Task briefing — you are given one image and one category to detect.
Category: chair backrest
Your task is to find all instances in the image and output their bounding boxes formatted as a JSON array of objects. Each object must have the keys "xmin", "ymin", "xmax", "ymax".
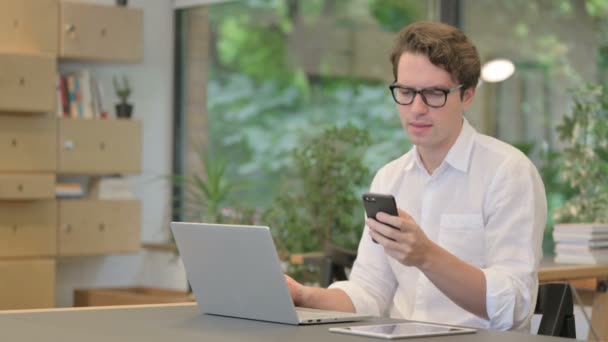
[
  {"xmin": 319, "ymin": 244, "xmax": 357, "ymax": 288},
  {"xmin": 535, "ymin": 282, "xmax": 576, "ymax": 338}
]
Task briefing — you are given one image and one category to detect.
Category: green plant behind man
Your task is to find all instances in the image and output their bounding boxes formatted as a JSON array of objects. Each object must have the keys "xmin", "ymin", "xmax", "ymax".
[
  {"xmin": 554, "ymin": 83, "xmax": 608, "ymax": 224},
  {"xmin": 263, "ymin": 125, "xmax": 371, "ymax": 256}
]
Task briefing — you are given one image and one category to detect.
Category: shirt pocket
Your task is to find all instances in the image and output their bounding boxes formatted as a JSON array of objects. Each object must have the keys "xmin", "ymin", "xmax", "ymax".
[{"xmin": 438, "ymin": 214, "xmax": 485, "ymax": 267}]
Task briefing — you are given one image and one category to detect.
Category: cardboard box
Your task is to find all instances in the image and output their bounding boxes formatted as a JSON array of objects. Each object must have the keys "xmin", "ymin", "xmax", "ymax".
[{"xmin": 73, "ymin": 287, "xmax": 193, "ymax": 307}]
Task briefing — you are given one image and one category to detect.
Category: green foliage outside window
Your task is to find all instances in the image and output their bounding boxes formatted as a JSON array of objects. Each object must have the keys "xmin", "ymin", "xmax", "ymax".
[{"xmin": 554, "ymin": 84, "xmax": 608, "ymax": 224}]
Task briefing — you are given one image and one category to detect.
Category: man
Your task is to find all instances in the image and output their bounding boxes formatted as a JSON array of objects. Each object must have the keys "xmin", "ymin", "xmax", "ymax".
[{"xmin": 286, "ymin": 21, "xmax": 546, "ymax": 331}]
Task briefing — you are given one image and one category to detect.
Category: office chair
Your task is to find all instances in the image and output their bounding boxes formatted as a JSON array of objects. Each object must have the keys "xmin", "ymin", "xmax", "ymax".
[
  {"xmin": 535, "ymin": 282, "xmax": 576, "ymax": 339},
  {"xmin": 319, "ymin": 244, "xmax": 357, "ymax": 288}
]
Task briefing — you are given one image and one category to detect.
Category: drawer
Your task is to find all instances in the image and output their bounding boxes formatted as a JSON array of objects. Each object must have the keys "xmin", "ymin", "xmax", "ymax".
[
  {"xmin": 0, "ymin": 53, "xmax": 56, "ymax": 113},
  {"xmin": 60, "ymin": 2, "xmax": 143, "ymax": 62},
  {"xmin": 0, "ymin": 258, "xmax": 55, "ymax": 309},
  {"xmin": 58, "ymin": 119, "xmax": 141, "ymax": 174},
  {"xmin": 0, "ymin": 0, "xmax": 59, "ymax": 54},
  {"xmin": 0, "ymin": 174, "xmax": 55, "ymax": 199},
  {"xmin": 58, "ymin": 200, "xmax": 141, "ymax": 256},
  {"xmin": 0, "ymin": 200, "xmax": 57, "ymax": 258},
  {"xmin": 0, "ymin": 116, "xmax": 57, "ymax": 172}
]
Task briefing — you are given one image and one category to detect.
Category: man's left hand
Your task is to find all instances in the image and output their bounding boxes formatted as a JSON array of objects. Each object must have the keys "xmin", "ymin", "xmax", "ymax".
[{"xmin": 367, "ymin": 209, "xmax": 437, "ymax": 269}]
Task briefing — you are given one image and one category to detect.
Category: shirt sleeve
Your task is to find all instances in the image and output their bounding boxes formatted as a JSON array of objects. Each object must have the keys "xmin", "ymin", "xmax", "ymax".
[
  {"xmin": 329, "ymin": 167, "xmax": 399, "ymax": 316},
  {"xmin": 482, "ymin": 156, "xmax": 546, "ymax": 330}
]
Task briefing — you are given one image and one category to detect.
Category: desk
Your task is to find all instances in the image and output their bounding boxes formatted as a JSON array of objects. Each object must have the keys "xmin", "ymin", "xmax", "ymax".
[
  {"xmin": 0, "ymin": 303, "xmax": 569, "ymax": 341},
  {"xmin": 539, "ymin": 259, "xmax": 608, "ymax": 341},
  {"xmin": 291, "ymin": 253, "xmax": 608, "ymax": 340}
]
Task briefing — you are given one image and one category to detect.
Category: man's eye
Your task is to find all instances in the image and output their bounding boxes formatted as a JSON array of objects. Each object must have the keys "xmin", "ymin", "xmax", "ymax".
[
  {"xmin": 399, "ymin": 89, "xmax": 414, "ymax": 96},
  {"xmin": 424, "ymin": 90, "xmax": 444, "ymax": 98}
]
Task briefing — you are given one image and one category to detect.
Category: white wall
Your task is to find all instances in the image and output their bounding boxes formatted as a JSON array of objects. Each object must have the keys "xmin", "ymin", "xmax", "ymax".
[{"xmin": 56, "ymin": 0, "xmax": 188, "ymax": 307}]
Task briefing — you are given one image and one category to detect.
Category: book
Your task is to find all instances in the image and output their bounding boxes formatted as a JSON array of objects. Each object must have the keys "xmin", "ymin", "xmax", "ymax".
[
  {"xmin": 555, "ymin": 239, "xmax": 608, "ymax": 248},
  {"xmin": 555, "ymin": 244, "xmax": 608, "ymax": 253},
  {"xmin": 97, "ymin": 177, "xmax": 134, "ymax": 200},
  {"xmin": 55, "ymin": 73, "xmax": 63, "ymax": 118},
  {"xmin": 66, "ymin": 75, "xmax": 78, "ymax": 118},
  {"xmin": 554, "ymin": 223, "xmax": 608, "ymax": 233},
  {"xmin": 553, "ymin": 231, "xmax": 608, "ymax": 242},
  {"xmin": 74, "ymin": 74, "xmax": 83, "ymax": 117},
  {"xmin": 59, "ymin": 75, "xmax": 69, "ymax": 118},
  {"xmin": 91, "ymin": 76, "xmax": 108, "ymax": 119},
  {"xmin": 55, "ymin": 183, "xmax": 84, "ymax": 198},
  {"xmin": 76, "ymin": 70, "xmax": 94, "ymax": 119},
  {"xmin": 555, "ymin": 253, "xmax": 608, "ymax": 265}
]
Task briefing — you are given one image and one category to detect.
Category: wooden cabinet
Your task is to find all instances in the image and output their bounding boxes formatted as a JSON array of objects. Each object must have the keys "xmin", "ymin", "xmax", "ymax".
[
  {"xmin": 0, "ymin": 174, "xmax": 55, "ymax": 200},
  {"xmin": 0, "ymin": 201, "xmax": 57, "ymax": 258},
  {"xmin": 58, "ymin": 200, "xmax": 141, "ymax": 256},
  {"xmin": 0, "ymin": 259, "xmax": 55, "ymax": 309},
  {"xmin": 0, "ymin": 53, "xmax": 56, "ymax": 113},
  {"xmin": 0, "ymin": 116, "xmax": 57, "ymax": 172},
  {"xmin": 59, "ymin": 1, "xmax": 143, "ymax": 62},
  {"xmin": 58, "ymin": 119, "xmax": 142, "ymax": 174},
  {"xmin": 0, "ymin": 0, "xmax": 58, "ymax": 55},
  {"xmin": 0, "ymin": 0, "xmax": 144, "ymax": 310}
]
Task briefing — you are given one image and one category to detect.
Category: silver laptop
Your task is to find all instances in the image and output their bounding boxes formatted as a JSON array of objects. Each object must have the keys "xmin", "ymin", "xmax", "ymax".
[{"xmin": 171, "ymin": 222, "xmax": 371, "ymax": 325}]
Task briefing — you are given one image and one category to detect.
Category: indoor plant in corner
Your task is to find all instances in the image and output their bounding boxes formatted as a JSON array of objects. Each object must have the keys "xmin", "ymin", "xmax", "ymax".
[
  {"xmin": 552, "ymin": 83, "xmax": 608, "ymax": 264},
  {"xmin": 113, "ymin": 75, "xmax": 133, "ymax": 119}
]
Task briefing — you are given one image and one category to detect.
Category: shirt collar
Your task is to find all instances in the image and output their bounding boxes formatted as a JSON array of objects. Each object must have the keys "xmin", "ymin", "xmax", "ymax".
[
  {"xmin": 402, "ymin": 118, "xmax": 476, "ymax": 173},
  {"xmin": 443, "ymin": 118, "xmax": 476, "ymax": 173}
]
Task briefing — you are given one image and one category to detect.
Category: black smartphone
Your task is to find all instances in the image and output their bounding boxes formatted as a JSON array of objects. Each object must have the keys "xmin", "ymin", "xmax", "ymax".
[{"xmin": 362, "ymin": 192, "xmax": 399, "ymax": 243}]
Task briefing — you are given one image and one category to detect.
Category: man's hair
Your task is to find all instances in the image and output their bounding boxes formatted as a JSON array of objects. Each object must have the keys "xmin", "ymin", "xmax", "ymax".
[{"xmin": 390, "ymin": 21, "xmax": 480, "ymax": 91}]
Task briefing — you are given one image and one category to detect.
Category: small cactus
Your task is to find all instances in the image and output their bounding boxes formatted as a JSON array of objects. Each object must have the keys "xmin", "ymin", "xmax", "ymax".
[{"xmin": 113, "ymin": 75, "xmax": 131, "ymax": 103}]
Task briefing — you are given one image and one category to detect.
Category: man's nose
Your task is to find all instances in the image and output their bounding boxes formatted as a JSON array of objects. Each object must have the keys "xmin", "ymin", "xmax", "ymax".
[{"xmin": 410, "ymin": 93, "xmax": 429, "ymax": 113}]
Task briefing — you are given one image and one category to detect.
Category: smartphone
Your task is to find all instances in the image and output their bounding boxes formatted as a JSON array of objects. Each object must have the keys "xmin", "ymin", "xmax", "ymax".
[{"xmin": 362, "ymin": 192, "xmax": 399, "ymax": 243}]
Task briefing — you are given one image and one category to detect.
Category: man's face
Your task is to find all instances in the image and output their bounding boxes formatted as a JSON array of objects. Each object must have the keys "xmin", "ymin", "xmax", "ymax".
[{"xmin": 395, "ymin": 52, "xmax": 475, "ymax": 153}]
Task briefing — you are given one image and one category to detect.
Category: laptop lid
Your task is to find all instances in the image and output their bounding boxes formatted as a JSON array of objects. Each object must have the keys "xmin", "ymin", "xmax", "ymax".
[{"xmin": 171, "ymin": 222, "xmax": 301, "ymax": 324}]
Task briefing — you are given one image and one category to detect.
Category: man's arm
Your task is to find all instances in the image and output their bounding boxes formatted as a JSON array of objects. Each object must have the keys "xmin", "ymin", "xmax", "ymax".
[
  {"xmin": 368, "ymin": 211, "xmax": 488, "ymax": 319},
  {"xmin": 285, "ymin": 275, "xmax": 355, "ymax": 312},
  {"xmin": 420, "ymin": 244, "xmax": 488, "ymax": 319}
]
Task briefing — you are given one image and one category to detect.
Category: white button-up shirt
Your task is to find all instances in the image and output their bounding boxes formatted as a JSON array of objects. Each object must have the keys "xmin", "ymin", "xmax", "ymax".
[{"xmin": 330, "ymin": 119, "xmax": 546, "ymax": 331}]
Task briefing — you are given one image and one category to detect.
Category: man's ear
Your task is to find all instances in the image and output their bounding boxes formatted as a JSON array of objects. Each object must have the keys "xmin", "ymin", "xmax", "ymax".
[{"xmin": 462, "ymin": 87, "xmax": 476, "ymax": 108}]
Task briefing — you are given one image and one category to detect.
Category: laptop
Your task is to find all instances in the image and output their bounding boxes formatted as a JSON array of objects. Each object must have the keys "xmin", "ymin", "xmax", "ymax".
[{"xmin": 171, "ymin": 222, "xmax": 371, "ymax": 325}]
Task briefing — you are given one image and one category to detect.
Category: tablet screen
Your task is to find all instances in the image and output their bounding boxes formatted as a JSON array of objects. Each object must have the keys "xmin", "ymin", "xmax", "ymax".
[{"xmin": 330, "ymin": 322, "xmax": 476, "ymax": 339}]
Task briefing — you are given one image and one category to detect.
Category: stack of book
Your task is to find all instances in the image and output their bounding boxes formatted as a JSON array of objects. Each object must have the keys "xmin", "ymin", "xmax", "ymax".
[
  {"xmin": 56, "ymin": 69, "xmax": 108, "ymax": 119},
  {"xmin": 553, "ymin": 223, "xmax": 608, "ymax": 264},
  {"xmin": 55, "ymin": 183, "xmax": 84, "ymax": 198}
]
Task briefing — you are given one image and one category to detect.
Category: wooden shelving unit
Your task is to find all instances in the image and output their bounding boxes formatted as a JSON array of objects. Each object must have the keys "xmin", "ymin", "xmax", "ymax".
[{"xmin": 0, "ymin": 0, "xmax": 144, "ymax": 310}]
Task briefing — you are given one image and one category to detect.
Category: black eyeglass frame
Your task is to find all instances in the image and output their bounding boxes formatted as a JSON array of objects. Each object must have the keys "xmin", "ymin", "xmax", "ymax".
[{"xmin": 388, "ymin": 83, "xmax": 464, "ymax": 108}]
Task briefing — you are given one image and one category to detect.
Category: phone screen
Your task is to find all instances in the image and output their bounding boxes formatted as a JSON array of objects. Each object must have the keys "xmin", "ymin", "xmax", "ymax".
[
  {"xmin": 362, "ymin": 193, "xmax": 398, "ymax": 218},
  {"xmin": 362, "ymin": 193, "xmax": 398, "ymax": 243}
]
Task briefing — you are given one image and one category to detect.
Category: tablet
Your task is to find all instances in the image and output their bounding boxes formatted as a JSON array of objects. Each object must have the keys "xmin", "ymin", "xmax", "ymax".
[{"xmin": 328, "ymin": 322, "xmax": 476, "ymax": 339}]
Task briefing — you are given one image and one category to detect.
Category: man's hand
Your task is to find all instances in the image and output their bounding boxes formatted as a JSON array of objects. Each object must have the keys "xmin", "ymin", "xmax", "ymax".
[
  {"xmin": 285, "ymin": 274, "xmax": 305, "ymax": 306},
  {"xmin": 367, "ymin": 209, "xmax": 437, "ymax": 269}
]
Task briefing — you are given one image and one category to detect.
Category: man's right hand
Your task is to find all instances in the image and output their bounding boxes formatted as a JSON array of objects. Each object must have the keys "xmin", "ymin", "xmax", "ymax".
[
  {"xmin": 284, "ymin": 274, "xmax": 356, "ymax": 313},
  {"xmin": 284, "ymin": 274, "xmax": 305, "ymax": 306}
]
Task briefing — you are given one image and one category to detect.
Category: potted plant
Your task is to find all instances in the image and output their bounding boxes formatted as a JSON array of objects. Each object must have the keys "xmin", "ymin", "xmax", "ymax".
[
  {"xmin": 113, "ymin": 75, "xmax": 133, "ymax": 119},
  {"xmin": 262, "ymin": 125, "xmax": 370, "ymax": 281},
  {"xmin": 552, "ymin": 83, "xmax": 608, "ymax": 264}
]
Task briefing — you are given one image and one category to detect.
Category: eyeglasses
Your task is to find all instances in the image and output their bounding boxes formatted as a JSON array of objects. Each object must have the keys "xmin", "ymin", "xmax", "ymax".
[{"xmin": 389, "ymin": 83, "xmax": 463, "ymax": 108}]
